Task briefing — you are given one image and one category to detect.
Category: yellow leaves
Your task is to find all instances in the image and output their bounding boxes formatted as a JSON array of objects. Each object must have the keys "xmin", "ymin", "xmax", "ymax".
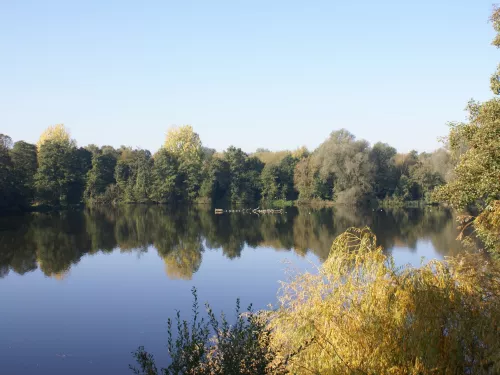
[
  {"xmin": 163, "ymin": 125, "xmax": 202, "ymax": 161},
  {"xmin": 37, "ymin": 124, "xmax": 73, "ymax": 149},
  {"xmin": 267, "ymin": 228, "xmax": 500, "ymax": 374},
  {"xmin": 162, "ymin": 246, "xmax": 202, "ymax": 280},
  {"xmin": 475, "ymin": 200, "xmax": 500, "ymax": 254},
  {"xmin": 253, "ymin": 150, "xmax": 292, "ymax": 165}
]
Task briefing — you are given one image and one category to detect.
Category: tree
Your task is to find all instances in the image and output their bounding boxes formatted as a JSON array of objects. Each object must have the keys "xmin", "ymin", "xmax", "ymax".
[
  {"xmin": 434, "ymin": 100, "xmax": 500, "ymax": 210},
  {"xmin": 224, "ymin": 147, "xmax": 263, "ymax": 203},
  {"xmin": 291, "ymin": 146, "xmax": 310, "ymax": 160},
  {"xmin": 35, "ymin": 141, "xmax": 74, "ymax": 205},
  {"xmin": 0, "ymin": 134, "xmax": 16, "ymax": 210},
  {"xmin": 10, "ymin": 141, "xmax": 38, "ymax": 205},
  {"xmin": 261, "ymin": 155, "xmax": 298, "ymax": 201},
  {"xmin": 151, "ymin": 149, "xmax": 179, "ymax": 203},
  {"xmin": 433, "ymin": 7, "xmax": 500, "ymax": 254},
  {"xmin": 312, "ymin": 129, "xmax": 375, "ymax": 204},
  {"xmin": 422, "ymin": 148, "xmax": 454, "ymax": 183},
  {"xmin": 269, "ymin": 228, "xmax": 500, "ymax": 374},
  {"xmin": 164, "ymin": 126, "xmax": 203, "ymax": 161},
  {"xmin": 84, "ymin": 152, "xmax": 118, "ymax": 203},
  {"xmin": 133, "ymin": 151, "xmax": 153, "ymax": 203},
  {"xmin": 260, "ymin": 163, "xmax": 280, "ymax": 201},
  {"xmin": 409, "ymin": 159, "xmax": 444, "ymax": 201},
  {"xmin": 113, "ymin": 149, "xmax": 154, "ymax": 203},
  {"xmin": 369, "ymin": 142, "xmax": 398, "ymax": 199},
  {"xmin": 164, "ymin": 126, "xmax": 204, "ymax": 200},
  {"xmin": 37, "ymin": 124, "xmax": 73, "ymax": 149},
  {"xmin": 34, "ymin": 125, "xmax": 89, "ymax": 206},
  {"xmin": 69, "ymin": 147, "xmax": 92, "ymax": 203},
  {"xmin": 294, "ymin": 157, "xmax": 318, "ymax": 200},
  {"xmin": 199, "ymin": 156, "xmax": 230, "ymax": 203},
  {"xmin": 394, "ymin": 151, "xmax": 419, "ymax": 177}
]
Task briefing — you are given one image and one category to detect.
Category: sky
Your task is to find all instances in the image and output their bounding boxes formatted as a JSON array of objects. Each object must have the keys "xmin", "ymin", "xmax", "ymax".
[{"xmin": 0, "ymin": 0, "xmax": 497, "ymax": 154}]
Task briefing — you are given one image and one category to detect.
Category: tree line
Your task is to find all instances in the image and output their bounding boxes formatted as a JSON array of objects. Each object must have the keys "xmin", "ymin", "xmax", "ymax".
[{"xmin": 0, "ymin": 124, "xmax": 454, "ymax": 212}]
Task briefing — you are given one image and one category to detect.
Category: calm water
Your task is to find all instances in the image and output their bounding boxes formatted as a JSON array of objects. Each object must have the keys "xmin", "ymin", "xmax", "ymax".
[{"xmin": 0, "ymin": 206, "xmax": 465, "ymax": 375}]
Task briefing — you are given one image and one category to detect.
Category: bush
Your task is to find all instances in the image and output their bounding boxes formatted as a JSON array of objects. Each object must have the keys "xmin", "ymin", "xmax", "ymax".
[
  {"xmin": 267, "ymin": 227, "xmax": 500, "ymax": 374},
  {"xmin": 269, "ymin": 200, "xmax": 294, "ymax": 209},
  {"xmin": 130, "ymin": 288, "xmax": 287, "ymax": 375}
]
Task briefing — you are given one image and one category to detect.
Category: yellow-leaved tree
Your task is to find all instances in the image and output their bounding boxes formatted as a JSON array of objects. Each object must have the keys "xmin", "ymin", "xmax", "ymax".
[
  {"xmin": 163, "ymin": 125, "xmax": 204, "ymax": 200},
  {"xmin": 36, "ymin": 124, "xmax": 73, "ymax": 149},
  {"xmin": 267, "ymin": 228, "xmax": 500, "ymax": 374},
  {"xmin": 164, "ymin": 125, "xmax": 203, "ymax": 162}
]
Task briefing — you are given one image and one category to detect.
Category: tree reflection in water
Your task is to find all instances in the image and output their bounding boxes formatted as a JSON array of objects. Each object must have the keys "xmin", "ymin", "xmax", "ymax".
[{"xmin": 0, "ymin": 205, "xmax": 464, "ymax": 280}]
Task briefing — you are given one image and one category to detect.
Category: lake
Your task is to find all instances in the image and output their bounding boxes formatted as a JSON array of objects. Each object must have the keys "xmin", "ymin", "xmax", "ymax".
[{"xmin": 0, "ymin": 205, "xmax": 465, "ymax": 375}]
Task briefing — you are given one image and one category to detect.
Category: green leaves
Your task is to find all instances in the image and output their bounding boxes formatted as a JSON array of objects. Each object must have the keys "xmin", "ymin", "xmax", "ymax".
[
  {"xmin": 434, "ymin": 99, "xmax": 500, "ymax": 211},
  {"xmin": 130, "ymin": 287, "xmax": 286, "ymax": 375},
  {"xmin": 34, "ymin": 141, "xmax": 87, "ymax": 206}
]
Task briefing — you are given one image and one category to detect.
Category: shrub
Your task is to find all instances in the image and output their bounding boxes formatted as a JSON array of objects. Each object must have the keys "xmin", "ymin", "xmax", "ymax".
[
  {"xmin": 130, "ymin": 288, "xmax": 287, "ymax": 375},
  {"xmin": 270, "ymin": 200, "xmax": 294, "ymax": 209}
]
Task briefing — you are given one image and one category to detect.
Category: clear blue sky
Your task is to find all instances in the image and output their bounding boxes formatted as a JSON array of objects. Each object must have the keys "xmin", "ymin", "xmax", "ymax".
[{"xmin": 0, "ymin": 0, "xmax": 497, "ymax": 153}]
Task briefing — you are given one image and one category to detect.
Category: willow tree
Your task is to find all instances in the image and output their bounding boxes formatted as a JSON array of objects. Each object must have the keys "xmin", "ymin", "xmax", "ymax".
[
  {"xmin": 268, "ymin": 228, "xmax": 500, "ymax": 374},
  {"xmin": 312, "ymin": 129, "xmax": 374, "ymax": 204}
]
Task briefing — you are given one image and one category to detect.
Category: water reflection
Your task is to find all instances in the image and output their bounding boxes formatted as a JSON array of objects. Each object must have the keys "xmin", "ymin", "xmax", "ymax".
[{"xmin": 0, "ymin": 206, "xmax": 463, "ymax": 280}]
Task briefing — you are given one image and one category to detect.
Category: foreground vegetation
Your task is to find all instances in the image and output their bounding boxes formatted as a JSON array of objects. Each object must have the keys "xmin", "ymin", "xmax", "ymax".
[{"xmin": 131, "ymin": 228, "xmax": 500, "ymax": 374}]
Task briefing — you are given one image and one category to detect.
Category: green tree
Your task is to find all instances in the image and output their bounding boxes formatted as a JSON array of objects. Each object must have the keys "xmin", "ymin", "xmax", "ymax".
[
  {"xmin": 277, "ymin": 154, "xmax": 298, "ymax": 201},
  {"xmin": 261, "ymin": 155, "xmax": 298, "ymax": 201},
  {"xmin": 369, "ymin": 142, "xmax": 398, "ymax": 199},
  {"xmin": 199, "ymin": 156, "xmax": 230, "ymax": 203},
  {"xmin": 34, "ymin": 125, "xmax": 87, "ymax": 206},
  {"xmin": 294, "ymin": 156, "xmax": 320, "ymax": 200},
  {"xmin": 10, "ymin": 141, "xmax": 38, "ymax": 205},
  {"xmin": 0, "ymin": 134, "xmax": 17, "ymax": 210},
  {"xmin": 260, "ymin": 163, "xmax": 280, "ymax": 201},
  {"xmin": 150, "ymin": 149, "xmax": 179, "ymax": 203},
  {"xmin": 84, "ymin": 152, "xmax": 118, "ymax": 203},
  {"xmin": 113, "ymin": 149, "xmax": 153, "ymax": 203},
  {"xmin": 35, "ymin": 141, "xmax": 80, "ymax": 206},
  {"xmin": 132, "ymin": 151, "xmax": 152, "ymax": 203},
  {"xmin": 433, "ymin": 8, "xmax": 500, "ymax": 254},
  {"xmin": 68, "ymin": 147, "xmax": 92, "ymax": 203},
  {"xmin": 164, "ymin": 126, "xmax": 204, "ymax": 200},
  {"xmin": 313, "ymin": 129, "xmax": 375, "ymax": 204},
  {"xmin": 224, "ymin": 147, "xmax": 263, "ymax": 203},
  {"xmin": 434, "ymin": 100, "xmax": 499, "ymax": 209}
]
